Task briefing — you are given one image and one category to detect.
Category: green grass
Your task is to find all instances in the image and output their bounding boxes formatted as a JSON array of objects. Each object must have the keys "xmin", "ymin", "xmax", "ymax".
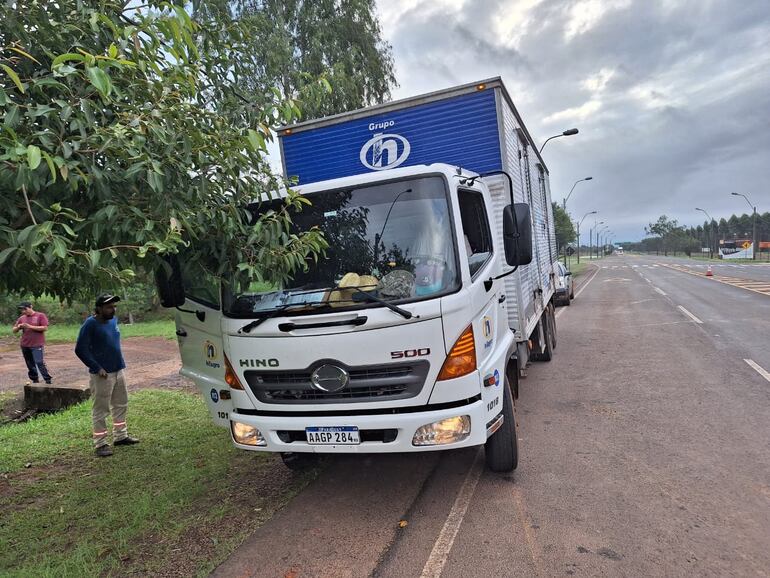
[
  {"xmin": 0, "ymin": 319, "xmax": 176, "ymax": 343},
  {"xmin": 562, "ymin": 255, "xmax": 594, "ymax": 277},
  {"xmin": 0, "ymin": 390, "xmax": 316, "ymax": 577}
]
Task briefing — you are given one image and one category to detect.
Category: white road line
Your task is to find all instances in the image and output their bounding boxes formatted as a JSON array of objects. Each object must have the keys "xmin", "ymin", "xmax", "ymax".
[
  {"xmin": 677, "ymin": 305, "xmax": 703, "ymax": 324},
  {"xmin": 744, "ymin": 359, "xmax": 770, "ymax": 383},
  {"xmin": 420, "ymin": 450, "xmax": 484, "ymax": 578},
  {"xmin": 654, "ymin": 287, "xmax": 667, "ymax": 296}
]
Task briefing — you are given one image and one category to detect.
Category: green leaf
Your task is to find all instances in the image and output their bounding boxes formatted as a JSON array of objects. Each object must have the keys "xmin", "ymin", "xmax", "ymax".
[
  {"xmin": 52, "ymin": 237, "xmax": 68, "ymax": 258},
  {"xmin": 86, "ymin": 66, "xmax": 112, "ymax": 97},
  {"xmin": 108, "ymin": 43, "xmax": 118, "ymax": 59},
  {"xmin": 0, "ymin": 64, "xmax": 24, "ymax": 93},
  {"xmin": 247, "ymin": 129, "xmax": 264, "ymax": 151},
  {"xmin": 42, "ymin": 151, "xmax": 57, "ymax": 183},
  {"xmin": 0, "ymin": 247, "xmax": 16, "ymax": 265},
  {"xmin": 88, "ymin": 249, "xmax": 101, "ymax": 269},
  {"xmin": 51, "ymin": 53, "xmax": 85, "ymax": 67},
  {"xmin": 26, "ymin": 145, "xmax": 42, "ymax": 170}
]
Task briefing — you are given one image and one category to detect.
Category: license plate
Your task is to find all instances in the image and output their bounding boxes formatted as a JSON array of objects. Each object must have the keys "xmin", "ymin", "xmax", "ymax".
[{"xmin": 306, "ymin": 426, "xmax": 360, "ymax": 445}]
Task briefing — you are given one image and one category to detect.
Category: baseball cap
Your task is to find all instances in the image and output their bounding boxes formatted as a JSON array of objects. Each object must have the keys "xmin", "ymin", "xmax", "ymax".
[
  {"xmin": 17, "ymin": 301, "xmax": 32, "ymax": 309},
  {"xmin": 95, "ymin": 293, "xmax": 121, "ymax": 307}
]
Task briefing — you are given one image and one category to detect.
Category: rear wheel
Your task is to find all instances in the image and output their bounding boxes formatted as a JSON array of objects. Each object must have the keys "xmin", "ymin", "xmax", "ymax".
[{"xmin": 485, "ymin": 377, "xmax": 518, "ymax": 472}]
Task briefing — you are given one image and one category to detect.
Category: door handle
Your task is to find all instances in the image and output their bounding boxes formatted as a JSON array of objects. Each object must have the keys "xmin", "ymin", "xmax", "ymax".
[
  {"xmin": 176, "ymin": 329, "xmax": 188, "ymax": 337},
  {"xmin": 498, "ymin": 294, "xmax": 506, "ymax": 303}
]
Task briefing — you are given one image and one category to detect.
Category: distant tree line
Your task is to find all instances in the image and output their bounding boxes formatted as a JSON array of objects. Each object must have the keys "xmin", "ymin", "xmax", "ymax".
[{"xmin": 624, "ymin": 212, "xmax": 770, "ymax": 256}]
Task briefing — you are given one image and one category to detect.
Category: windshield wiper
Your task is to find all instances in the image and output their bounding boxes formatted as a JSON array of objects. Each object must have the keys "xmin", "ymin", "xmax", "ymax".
[
  {"xmin": 238, "ymin": 301, "xmax": 330, "ymax": 333},
  {"xmin": 349, "ymin": 286, "xmax": 415, "ymax": 319}
]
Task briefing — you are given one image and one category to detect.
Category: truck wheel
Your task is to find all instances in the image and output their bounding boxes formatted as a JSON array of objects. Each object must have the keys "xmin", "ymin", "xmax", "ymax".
[
  {"xmin": 538, "ymin": 306, "xmax": 554, "ymax": 361},
  {"xmin": 485, "ymin": 377, "xmax": 518, "ymax": 472},
  {"xmin": 549, "ymin": 303, "xmax": 557, "ymax": 350},
  {"xmin": 281, "ymin": 452, "xmax": 320, "ymax": 471}
]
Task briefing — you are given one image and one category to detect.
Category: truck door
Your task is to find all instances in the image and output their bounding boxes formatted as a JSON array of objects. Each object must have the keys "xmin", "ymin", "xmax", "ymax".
[{"xmin": 175, "ymin": 261, "xmax": 232, "ymax": 428}]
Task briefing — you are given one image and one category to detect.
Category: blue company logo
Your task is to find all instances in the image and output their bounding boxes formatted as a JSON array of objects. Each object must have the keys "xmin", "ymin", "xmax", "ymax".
[
  {"xmin": 359, "ymin": 133, "xmax": 411, "ymax": 170},
  {"xmin": 494, "ymin": 369, "xmax": 500, "ymax": 387},
  {"xmin": 210, "ymin": 388, "xmax": 219, "ymax": 403}
]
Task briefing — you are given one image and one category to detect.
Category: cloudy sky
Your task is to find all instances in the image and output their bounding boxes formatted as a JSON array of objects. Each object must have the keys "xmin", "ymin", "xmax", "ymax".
[{"xmin": 374, "ymin": 0, "xmax": 770, "ymax": 241}]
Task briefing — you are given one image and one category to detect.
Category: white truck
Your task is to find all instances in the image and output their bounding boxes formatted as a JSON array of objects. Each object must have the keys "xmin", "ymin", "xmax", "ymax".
[{"xmin": 156, "ymin": 78, "xmax": 558, "ymax": 472}]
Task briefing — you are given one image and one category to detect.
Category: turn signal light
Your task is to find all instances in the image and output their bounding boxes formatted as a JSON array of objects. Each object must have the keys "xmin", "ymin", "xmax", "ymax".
[
  {"xmin": 437, "ymin": 326, "xmax": 476, "ymax": 381},
  {"xmin": 224, "ymin": 354, "xmax": 245, "ymax": 390}
]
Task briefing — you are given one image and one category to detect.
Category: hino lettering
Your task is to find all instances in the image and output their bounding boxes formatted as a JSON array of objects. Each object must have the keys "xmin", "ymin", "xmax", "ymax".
[
  {"xmin": 159, "ymin": 78, "xmax": 559, "ymax": 473},
  {"xmin": 240, "ymin": 358, "xmax": 279, "ymax": 368}
]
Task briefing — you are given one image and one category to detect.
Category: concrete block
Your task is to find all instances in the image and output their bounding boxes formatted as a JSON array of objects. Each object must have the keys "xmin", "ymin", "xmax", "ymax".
[{"xmin": 24, "ymin": 383, "xmax": 90, "ymax": 412}]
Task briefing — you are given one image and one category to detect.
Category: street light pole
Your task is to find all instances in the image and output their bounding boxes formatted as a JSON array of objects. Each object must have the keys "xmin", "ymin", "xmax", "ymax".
[
  {"xmin": 731, "ymin": 193, "xmax": 757, "ymax": 260},
  {"xmin": 562, "ymin": 176, "xmax": 593, "ymax": 210},
  {"xmin": 539, "ymin": 128, "xmax": 579, "ymax": 153},
  {"xmin": 597, "ymin": 226, "xmax": 608, "ymax": 259},
  {"xmin": 590, "ymin": 219, "xmax": 604, "ymax": 261},
  {"xmin": 695, "ymin": 207, "xmax": 714, "ymax": 259},
  {"xmin": 577, "ymin": 211, "xmax": 597, "ymax": 264}
]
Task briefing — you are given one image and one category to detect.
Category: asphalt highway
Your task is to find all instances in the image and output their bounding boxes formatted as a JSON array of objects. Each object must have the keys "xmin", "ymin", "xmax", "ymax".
[{"xmin": 212, "ymin": 256, "xmax": 770, "ymax": 578}]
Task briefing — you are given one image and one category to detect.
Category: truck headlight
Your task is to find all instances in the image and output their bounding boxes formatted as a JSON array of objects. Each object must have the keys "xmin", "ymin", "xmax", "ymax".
[
  {"xmin": 412, "ymin": 415, "xmax": 471, "ymax": 446},
  {"xmin": 231, "ymin": 421, "xmax": 267, "ymax": 446}
]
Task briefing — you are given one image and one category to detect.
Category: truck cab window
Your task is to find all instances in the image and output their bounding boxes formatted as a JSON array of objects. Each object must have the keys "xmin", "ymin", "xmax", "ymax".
[
  {"xmin": 458, "ymin": 189, "xmax": 493, "ymax": 278},
  {"xmin": 180, "ymin": 259, "xmax": 221, "ymax": 309}
]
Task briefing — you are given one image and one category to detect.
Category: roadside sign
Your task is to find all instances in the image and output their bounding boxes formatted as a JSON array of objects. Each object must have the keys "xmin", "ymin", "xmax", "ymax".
[
  {"xmin": 566, "ymin": 246, "xmax": 575, "ymax": 256},
  {"xmin": 742, "ymin": 241, "xmax": 751, "ymax": 249}
]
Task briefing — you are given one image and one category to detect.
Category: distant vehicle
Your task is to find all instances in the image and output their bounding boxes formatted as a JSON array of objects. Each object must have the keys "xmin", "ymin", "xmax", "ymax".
[
  {"xmin": 615, "ymin": 246, "xmax": 624, "ymax": 255},
  {"xmin": 554, "ymin": 262, "xmax": 573, "ymax": 306}
]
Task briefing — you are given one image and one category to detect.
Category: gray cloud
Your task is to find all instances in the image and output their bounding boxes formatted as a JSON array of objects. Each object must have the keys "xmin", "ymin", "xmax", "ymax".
[{"xmin": 378, "ymin": 0, "xmax": 770, "ymax": 240}]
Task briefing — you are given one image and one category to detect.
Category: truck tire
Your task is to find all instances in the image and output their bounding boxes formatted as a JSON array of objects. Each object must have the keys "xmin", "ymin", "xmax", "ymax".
[
  {"xmin": 281, "ymin": 452, "xmax": 320, "ymax": 471},
  {"xmin": 485, "ymin": 377, "xmax": 518, "ymax": 472},
  {"xmin": 535, "ymin": 306, "xmax": 554, "ymax": 361}
]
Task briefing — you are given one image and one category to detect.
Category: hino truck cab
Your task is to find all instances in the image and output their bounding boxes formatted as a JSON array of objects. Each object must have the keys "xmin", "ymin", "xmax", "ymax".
[{"xmin": 157, "ymin": 163, "xmax": 533, "ymax": 472}]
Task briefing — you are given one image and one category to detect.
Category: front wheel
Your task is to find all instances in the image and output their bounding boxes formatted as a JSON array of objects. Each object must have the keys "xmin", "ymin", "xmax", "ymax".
[
  {"xmin": 281, "ymin": 452, "xmax": 321, "ymax": 471},
  {"xmin": 485, "ymin": 377, "xmax": 519, "ymax": 472}
]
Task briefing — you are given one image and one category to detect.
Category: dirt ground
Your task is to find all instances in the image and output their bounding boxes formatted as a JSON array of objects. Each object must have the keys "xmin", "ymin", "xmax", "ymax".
[{"xmin": 0, "ymin": 337, "xmax": 191, "ymax": 395}]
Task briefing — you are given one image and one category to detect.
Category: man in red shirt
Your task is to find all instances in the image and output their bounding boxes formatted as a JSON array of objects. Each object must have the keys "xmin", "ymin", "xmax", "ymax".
[{"xmin": 12, "ymin": 301, "xmax": 53, "ymax": 384}]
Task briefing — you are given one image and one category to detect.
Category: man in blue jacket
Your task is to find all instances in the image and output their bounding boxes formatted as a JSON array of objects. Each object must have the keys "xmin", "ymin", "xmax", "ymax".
[{"xmin": 75, "ymin": 293, "xmax": 139, "ymax": 457}]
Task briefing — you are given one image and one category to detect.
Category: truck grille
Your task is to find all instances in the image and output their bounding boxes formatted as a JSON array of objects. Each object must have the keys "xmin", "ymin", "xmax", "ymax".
[{"xmin": 244, "ymin": 360, "xmax": 430, "ymax": 404}]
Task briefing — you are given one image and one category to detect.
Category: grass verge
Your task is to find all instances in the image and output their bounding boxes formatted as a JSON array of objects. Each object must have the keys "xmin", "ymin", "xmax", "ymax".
[
  {"xmin": 0, "ymin": 390, "xmax": 317, "ymax": 577},
  {"xmin": 0, "ymin": 319, "xmax": 176, "ymax": 343}
]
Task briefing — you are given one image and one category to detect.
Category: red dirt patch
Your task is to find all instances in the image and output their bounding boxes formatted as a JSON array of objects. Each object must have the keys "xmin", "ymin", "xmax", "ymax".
[{"xmin": 0, "ymin": 337, "xmax": 191, "ymax": 395}]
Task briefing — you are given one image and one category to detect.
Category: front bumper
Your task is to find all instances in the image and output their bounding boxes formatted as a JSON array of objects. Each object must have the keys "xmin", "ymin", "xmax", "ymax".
[{"xmin": 229, "ymin": 398, "xmax": 487, "ymax": 454}]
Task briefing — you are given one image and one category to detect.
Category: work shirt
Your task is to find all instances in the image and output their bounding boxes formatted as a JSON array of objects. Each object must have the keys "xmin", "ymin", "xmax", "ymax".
[
  {"xmin": 75, "ymin": 316, "xmax": 126, "ymax": 374},
  {"xmin": 14, "ymin": 312, "xmax": 48, "ymax": 348}
]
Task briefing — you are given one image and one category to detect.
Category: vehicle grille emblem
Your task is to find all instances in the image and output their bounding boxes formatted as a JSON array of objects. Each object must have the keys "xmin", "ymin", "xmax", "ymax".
[{"xmin": 310, "ymin": 364, "xmax": 350, "ymax": 393}]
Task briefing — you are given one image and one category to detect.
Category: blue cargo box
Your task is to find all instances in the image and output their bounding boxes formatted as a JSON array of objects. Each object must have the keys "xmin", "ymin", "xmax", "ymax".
[{"xmin": 278, "ymin": 78, "xmax": 545, "ymax": 186}]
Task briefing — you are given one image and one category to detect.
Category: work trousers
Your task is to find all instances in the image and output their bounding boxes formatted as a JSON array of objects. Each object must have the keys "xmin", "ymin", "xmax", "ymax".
[
  {"xmin": 90, "ymin": 370, "xmax": 129, "ymax": 448},
  {"xmin": 21, "ymin": 346, "xmax": 52, "ymax": 383}
]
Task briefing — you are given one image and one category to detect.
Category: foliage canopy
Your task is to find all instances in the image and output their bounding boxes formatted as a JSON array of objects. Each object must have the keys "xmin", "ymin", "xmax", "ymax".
[{"xmin": 0, "ymin": 1, "xmax": 331, "ymax": 300}]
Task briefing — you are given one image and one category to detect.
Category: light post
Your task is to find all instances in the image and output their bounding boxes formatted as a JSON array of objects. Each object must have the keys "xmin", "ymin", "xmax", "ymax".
[
  {"xmin": 590, "ymin": 220, "xmax": 604, "ymax": 261},
  {"xmin": 695, "ymin": 207, "xmax": 714, "ymax": 259},
  {"xmin": 731, "ymin": 193, "xmax": 757, "ymax": 260},
  {"xmin": 563, "ymin": 176, "xmax": 593, "ymax": 210},
  {"xmin": 539, "ymin": 128, "xmax": 579, "ymax": 153},
  {"xmin": 577, "ymin": 211, "xmax": 597, "ymax": 264},
  {"xmin": 597, "ymin": 225, "xmax": 609, "ymax": 259}
]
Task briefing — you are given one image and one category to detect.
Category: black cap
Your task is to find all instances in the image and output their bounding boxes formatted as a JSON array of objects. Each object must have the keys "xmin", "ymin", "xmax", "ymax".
[
  {"xmin": 95, "ymin": 293, "xmax": 121, "ymax": 307},
  {"xmin": 17, "ymin": 301, "xmax": 32, "ymax": 309}
]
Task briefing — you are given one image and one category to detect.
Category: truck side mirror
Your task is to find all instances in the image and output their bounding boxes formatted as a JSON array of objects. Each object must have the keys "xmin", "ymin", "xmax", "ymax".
[
  {"xmin": 155, "ymin": 256, "xmax": 185, "ymax": 308},
  {"xmin": 503, "ymin": 204, "xmax": 533, "ymax": 266}
]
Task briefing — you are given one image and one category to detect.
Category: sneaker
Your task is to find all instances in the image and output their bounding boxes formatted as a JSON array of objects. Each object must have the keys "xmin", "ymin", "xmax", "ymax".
[
  {"xmin": 44, "ymin": 380, "xmax": 52, "ymax": 385},
  {"xmin": 114, "ymin": 436, "xmax": 140, "ymax": 446},
  {"xmin": 95, "ymin": 445, "xmax": 113, "ymax": 458}
]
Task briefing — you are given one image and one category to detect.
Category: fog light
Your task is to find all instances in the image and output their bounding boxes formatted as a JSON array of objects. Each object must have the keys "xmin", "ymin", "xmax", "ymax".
[
  {"xmin": 412, "ymin": 415, "xmax": 471, "ymax": 446},
  {"xmin": 231, "ymin": 421, "xmax": 267, "ymax": 446}
]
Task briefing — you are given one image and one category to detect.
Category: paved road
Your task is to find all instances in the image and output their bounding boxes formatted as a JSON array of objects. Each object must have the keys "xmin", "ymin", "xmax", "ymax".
[
  {"xmin": 213, "ymin": 257, "xmax": 770, "ymax": 578},
  {"xmin": 635, "ymin": 253, "xmax": 770, "ymax": 283}
]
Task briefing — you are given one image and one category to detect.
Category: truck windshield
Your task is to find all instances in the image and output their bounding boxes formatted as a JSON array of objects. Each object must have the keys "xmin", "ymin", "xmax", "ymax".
[{"xmin": 224, "ymin": 176, "xmax": 459, "ymax": 317}]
